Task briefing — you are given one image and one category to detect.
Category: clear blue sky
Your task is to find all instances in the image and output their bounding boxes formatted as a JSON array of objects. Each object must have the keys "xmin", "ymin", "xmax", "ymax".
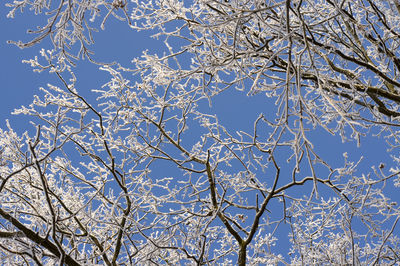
[
  {"xmin": 0, "ymin": 5, "xmax": 156, "ymax": 130},
  {"xmin": 1, "ymin": 3, "xmax": 397, "ymax": 259},
  {"xmin": 0, "ymin": 7, "xmax": 389, "ymax": 173}
]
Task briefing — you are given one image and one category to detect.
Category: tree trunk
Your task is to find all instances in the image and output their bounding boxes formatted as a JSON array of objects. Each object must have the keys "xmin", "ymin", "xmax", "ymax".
[{"xmin": 238, "ymin": 245, "xmax": 246, "ymax": 266}]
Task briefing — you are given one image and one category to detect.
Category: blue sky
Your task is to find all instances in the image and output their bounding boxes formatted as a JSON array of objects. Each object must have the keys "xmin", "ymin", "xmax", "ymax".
[
  {"xmin": 0, "ymin": 5, "xmax": 390, "ymax": 165},
  {"xmin": 0, "ymin": 5, "xmax": 155, "ymax": 129},
  {"xmin": 1, "ymin": 3, "xmax": 398, "ymax": 260}
]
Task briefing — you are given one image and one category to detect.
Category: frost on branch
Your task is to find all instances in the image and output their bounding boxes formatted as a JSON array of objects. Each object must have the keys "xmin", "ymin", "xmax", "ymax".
[
  {"xmin": 6, "ymin": 0, "xmax": 131, "ymax": 67},
  {"xmin": 2, "ymin": 0, "xmax": 400, "ymax": 265}
]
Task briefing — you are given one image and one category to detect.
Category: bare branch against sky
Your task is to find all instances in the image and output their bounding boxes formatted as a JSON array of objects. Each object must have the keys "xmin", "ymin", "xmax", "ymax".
[{"xmin": 1, "ymin": 1, "xmax": 400, "ymax": 264}]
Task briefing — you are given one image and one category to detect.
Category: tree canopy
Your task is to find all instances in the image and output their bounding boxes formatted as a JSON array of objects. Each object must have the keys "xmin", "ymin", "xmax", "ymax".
[{"xmin": 1, "ymin": 0, "xmax": 400, "ymax": 265}]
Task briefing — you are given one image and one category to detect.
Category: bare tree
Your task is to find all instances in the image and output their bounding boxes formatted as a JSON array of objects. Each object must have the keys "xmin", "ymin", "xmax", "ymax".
[{"xmin": 1, "ymin": 0, "xmax": 400, "ymax": 264}]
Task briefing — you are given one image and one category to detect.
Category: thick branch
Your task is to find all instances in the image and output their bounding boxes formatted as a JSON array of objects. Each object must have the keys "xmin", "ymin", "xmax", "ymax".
[{"xmin": 0, "ymin": 208, "xmax": 80, "ymax": 266}]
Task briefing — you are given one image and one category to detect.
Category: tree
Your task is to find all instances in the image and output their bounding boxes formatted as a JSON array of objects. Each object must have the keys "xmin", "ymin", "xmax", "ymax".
[{"xmin": 1, "ymin": 0, "xmax": 400, "ymax": 264}]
